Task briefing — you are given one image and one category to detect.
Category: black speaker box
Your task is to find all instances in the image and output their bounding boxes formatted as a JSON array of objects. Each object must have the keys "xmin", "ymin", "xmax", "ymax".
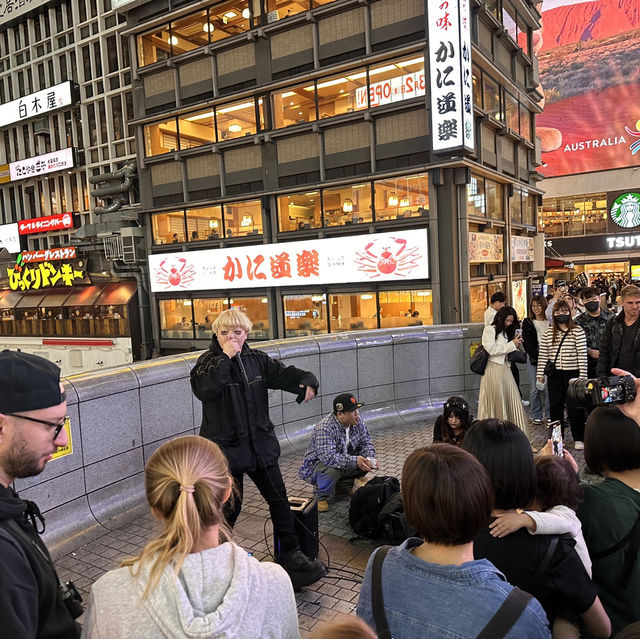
[{"xmin": 274, "ymin": 496, "xmax": 319, "ymax": 560}]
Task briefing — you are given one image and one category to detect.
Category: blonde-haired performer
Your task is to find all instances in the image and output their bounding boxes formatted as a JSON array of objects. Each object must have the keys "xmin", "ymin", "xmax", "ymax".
[
  {"xmin": 82, "ymin": 436, "xmax": 300, "ymax": 638},
  {"xmin": 190, "ymin": 309, "xmax": 325, "ymax": 588}
]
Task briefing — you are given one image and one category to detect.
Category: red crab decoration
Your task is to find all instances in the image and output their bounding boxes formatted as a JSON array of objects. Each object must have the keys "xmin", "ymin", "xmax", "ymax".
[
  {"xmin": 154, "ymin": 258, "xmax": 196, "ymax": 289},
  {"xmin": 354, "ymin": 238, "xmax": 422, "ymax": 278}
]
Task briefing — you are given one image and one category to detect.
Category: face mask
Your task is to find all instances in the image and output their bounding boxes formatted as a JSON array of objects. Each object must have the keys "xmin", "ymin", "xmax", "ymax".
[
  {"xmin": 584, "ymin": 301, "xmax": 600, "ymax": 313},
  {"xmin": 555, "ymin": 314, "xmax": 570, "ymax": 324}
]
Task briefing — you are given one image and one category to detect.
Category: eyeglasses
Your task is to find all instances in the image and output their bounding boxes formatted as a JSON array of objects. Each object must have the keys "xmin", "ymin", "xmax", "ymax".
[{"xmin": 5, "ymin": 413, "xmax": 70, "ymax": 440}]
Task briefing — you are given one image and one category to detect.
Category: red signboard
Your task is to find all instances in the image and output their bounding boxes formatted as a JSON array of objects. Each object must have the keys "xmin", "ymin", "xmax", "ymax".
[
  {"xmin": 18, "ymin": 213, "xmax": 74, "ymax": 235},
  {"xmin": 20, "ymin": 247, "xmax": 77, "ymax": 263}
]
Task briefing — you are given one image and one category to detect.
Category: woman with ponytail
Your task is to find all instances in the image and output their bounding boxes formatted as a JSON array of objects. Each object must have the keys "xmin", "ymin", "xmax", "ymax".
[{"xmin": 81, "ymin": 435, "xmax": 300, "ymax": 638}]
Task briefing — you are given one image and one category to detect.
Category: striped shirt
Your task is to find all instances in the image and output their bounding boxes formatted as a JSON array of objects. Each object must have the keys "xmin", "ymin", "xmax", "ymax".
[{"xmin": 536, "ymin": 326, "xmax": 588, "ymax": 379}]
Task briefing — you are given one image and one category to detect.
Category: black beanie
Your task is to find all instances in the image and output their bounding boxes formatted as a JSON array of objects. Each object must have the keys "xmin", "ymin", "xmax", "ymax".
[{"xmin": 0, "ymin": 350, "xmax": 63, "ymax": 414}]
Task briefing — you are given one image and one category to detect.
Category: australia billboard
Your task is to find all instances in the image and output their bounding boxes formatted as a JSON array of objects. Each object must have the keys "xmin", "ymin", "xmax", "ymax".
[{"xmin": 535, "ymin": 0, "xmax": 640, "ymax": 178}]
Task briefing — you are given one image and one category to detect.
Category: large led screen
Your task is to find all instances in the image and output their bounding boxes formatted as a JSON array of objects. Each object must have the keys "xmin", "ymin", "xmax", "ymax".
[{"xmin": 535, "ymin": 0, "xmax": 640, "ymax": 178}]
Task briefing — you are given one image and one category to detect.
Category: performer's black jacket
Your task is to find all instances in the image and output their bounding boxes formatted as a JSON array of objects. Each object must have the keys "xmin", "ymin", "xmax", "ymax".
[{"xmin": 190, "ymin": 335, "xmax": 318, "ymax": 474}]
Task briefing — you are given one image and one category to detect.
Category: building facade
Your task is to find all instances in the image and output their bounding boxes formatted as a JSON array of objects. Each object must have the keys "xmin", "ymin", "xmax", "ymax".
[{"xmin": 125, "ymin": 0, "xmax": 543, "ymax": 353}]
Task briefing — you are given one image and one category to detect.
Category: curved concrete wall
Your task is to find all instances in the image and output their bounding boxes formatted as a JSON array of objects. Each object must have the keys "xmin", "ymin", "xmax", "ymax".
[{"xmin": 13, "ymin": 323, "xmax": 507, "ymax": 550}]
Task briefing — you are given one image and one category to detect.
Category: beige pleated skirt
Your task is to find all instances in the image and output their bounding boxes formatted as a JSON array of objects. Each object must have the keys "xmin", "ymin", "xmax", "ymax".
[{"xmin": 478, "ymin": 360, "xmax": 530, "ymax": 440}]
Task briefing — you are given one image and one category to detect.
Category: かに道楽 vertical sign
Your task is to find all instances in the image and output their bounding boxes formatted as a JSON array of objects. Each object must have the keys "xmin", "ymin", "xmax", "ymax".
[{"xmin": 427, "ymin": 0, "xmax": 475, "ymax": 154}]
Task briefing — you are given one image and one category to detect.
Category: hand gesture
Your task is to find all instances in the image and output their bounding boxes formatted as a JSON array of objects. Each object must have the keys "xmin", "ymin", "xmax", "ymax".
[
  {"xmin": 222, "ymin": 338, "xmax": 240, "ymax": 359},
  {"xmin": 513, "ymin": 335, "xmax": 524, "ymax": 347},
  {"xmin": 299, "ymin": 384, "xmax": 316, "ymax": 402},
  {"xmin": 489, "ymin": 511, "xmax": 533, "ymax": 537},
  {"xmin": 611, "ymin": 368, "xmax": 640, "ymax": 424},
  {"xmin": 357, "ymin": 455, "xmax": 372, "ymax": 472},
  {"xmin": 563, "ymin": 449, "xmax": 579, "ymax": 473}
]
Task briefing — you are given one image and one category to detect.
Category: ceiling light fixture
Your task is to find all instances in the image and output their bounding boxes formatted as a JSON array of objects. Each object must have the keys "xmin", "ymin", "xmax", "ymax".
[
  {"xmin": 202, "ymin": 22, "xmax": 214, "ymax": 32},
  {"xmin": 388, "ymin": 193, "xmax": 398, "ymax": 207},
  {"xmin": 342, "ymin": 199, "xmax": 354, "ymax": 213}
]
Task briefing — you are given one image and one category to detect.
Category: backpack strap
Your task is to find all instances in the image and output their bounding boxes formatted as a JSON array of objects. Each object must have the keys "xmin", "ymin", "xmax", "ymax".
[
  {"xmin": 529, "ymin": 534, "xmax": 559, "ymax": 588},
  {"xmin": 371, "ymin": 545, "xmax": 392, "ymax": 639},
  {"xmin": 475, "ymin": 588, "xmax": 533, "ymax": 639},
  {"xmin": 590, "ymin": 512, "xmax": 640, "ymax": 588}
]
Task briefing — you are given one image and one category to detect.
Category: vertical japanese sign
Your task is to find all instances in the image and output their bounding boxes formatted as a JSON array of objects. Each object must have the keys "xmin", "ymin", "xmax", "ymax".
[{"xmin": 427, "ymin": 0, "xmax": 474, "ymax": 153}]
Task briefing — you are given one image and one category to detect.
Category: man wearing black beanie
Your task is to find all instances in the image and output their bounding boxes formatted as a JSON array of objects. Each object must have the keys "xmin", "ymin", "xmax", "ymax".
[{"xmin": 0, "ymin": 350, "xmax": 81, "ymax": 639}]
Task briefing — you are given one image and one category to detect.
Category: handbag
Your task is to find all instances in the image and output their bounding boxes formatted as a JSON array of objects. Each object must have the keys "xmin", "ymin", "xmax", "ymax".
[
  {"xmin": 507, "ymin": 350, "xmax": 527, "ymax": 364},
  {"xmin": 543, "ymin": 330, "xmax": 570, "ymax": 376},
  {"xmin": 470, "ymin": 345, "xmax": 490, "ymax": 375}
]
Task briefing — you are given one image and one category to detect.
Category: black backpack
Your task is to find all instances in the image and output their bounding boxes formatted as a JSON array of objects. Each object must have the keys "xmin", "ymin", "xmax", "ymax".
[{"xmin": 349, "ymin": 476, "xmax": 410, "ymax": 544}]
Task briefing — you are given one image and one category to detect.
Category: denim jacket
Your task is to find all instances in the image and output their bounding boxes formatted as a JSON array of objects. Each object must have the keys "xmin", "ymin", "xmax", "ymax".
[{"xmin": 357, "ymin": 538, "xmax": 550, "ymax": 639}]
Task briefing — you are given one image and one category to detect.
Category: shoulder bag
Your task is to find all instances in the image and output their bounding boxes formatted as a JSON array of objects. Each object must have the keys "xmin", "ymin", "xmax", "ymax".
[
  {"xmin": 470, "ymin": 345, "xmax": 490, "ymax": 375},
  {"xmin": 370, "ymin": 546, "xmax": 533, "ymax": 639},
  {"xmin": 543, "ymin": 330, "xmax": 570, "ymax": 377}
]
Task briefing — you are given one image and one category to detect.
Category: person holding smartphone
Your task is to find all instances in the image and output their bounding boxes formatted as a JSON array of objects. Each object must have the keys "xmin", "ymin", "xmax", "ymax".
[{"xmin": 536, "ymin": 300, "xmax": 588, "ymax": 446}]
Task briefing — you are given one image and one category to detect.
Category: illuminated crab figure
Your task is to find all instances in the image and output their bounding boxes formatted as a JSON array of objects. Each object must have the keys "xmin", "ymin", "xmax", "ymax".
[
  {"xmin": 354, "ymin": 237, "xmax": 422, "ymax": 278},
  {"xmin": 154, "ymin": 257, "xmax": 196, "ymax": 289}
]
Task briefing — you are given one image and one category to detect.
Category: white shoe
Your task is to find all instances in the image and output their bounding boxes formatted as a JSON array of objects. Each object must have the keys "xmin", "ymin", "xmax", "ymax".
[
  {"xmin": 522, "ymin": 400, "xmax": 530, "ymax": 407},
  {"xmin": 574, "ymin": 441, "xmax": 584, "ymax": 450}
]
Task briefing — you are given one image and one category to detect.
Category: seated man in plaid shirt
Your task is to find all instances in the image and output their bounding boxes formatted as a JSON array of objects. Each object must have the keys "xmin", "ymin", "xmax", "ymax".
[{"xmin": 299, "ymin": 393, "xmax": 378, "ymax": 512}]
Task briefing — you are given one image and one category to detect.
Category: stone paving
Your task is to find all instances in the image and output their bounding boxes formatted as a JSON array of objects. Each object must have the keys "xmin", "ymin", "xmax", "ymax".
[{"xmin": 53, "ymin": 415, "xmax": 591, "ymax": 637}]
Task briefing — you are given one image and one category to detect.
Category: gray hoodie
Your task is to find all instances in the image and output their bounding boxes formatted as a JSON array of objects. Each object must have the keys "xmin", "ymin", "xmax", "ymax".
[{"xmin": 81, "ymin": 542, "xmax": 301, "ymax": 639}]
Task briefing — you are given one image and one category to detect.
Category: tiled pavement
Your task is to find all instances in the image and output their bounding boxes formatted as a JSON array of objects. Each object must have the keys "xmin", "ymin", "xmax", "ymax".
[{"xmin": 53, "ymin": 415, "xmax": 591, "ymax": 637}]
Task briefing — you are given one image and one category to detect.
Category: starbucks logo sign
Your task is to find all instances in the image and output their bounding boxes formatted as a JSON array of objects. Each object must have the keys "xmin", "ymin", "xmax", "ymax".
[{"xmin": 611, "ymin": 193, "xmax": 640, "ymax": 228}]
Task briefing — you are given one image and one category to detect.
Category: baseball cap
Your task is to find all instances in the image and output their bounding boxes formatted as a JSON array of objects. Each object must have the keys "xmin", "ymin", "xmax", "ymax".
[
  {"xmin": 333, "ymin": 393, "xmax": 364, "ymax": 413},
  {"xmin": 0, "ymin": 350, "xmax": 63, "ymax": 414}
]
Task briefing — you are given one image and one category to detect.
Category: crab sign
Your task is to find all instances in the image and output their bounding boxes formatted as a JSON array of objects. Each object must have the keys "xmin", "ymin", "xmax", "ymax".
[
  {"xmin": 154, "ymin": 257, "xmax": 196, "ymax": 289},
  {"xmin": 354, "ymin": 237, "xmax": 422, "ymax": 278}
]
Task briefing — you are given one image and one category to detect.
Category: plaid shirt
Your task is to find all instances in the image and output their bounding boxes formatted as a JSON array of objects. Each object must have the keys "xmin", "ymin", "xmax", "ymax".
[
  {"xmin": 576, "ymin": 309, "xmax": 614, "ymax": 350},
  {"xmin": 298, "ymin": 412, "xmax": 376, "ymax": 480}
]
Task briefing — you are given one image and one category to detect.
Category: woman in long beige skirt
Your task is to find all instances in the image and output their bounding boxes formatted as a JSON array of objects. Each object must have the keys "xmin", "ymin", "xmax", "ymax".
[{"xmin": 478, "ymin": 306, "xmax": 530, "ymax": 438}]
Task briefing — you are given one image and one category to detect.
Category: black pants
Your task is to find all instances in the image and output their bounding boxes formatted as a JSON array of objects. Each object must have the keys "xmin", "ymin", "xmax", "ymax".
[
  {"xmin": 568, "ymin": 358, "xmax": 598, "ymax": 443},
  {"xmin": 226, "ymin": 463, "xmax": 299, "ymax": 554},
  {"xmin": 511, "ymin": 361, "xmax": 522, "ymax": 397},
  {"xmin": 548, "ymin": 368, "xmax": 580, "ymax": 439}
]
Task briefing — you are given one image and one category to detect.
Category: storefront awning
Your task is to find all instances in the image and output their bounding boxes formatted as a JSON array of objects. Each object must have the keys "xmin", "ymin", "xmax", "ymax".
[
  {"xmin": 0, "ymin": 290, "xmax": 23, "ymax": 309},
  {"xmin": 545, "ymin": 258, "xmax": 566, "ymax": 268},
  {"xmin": 40, "ymin": 290, "xmax": 72, "ymax": 307},
  {"xmin": 94, "ymin": 281, "xmax": 137, "ymax": 306},
  {"xmin": 63, "ymin": 284, "xmax": 105, "ymax": 307},
  {"xmin": 16, "ymin": 291, "xmax": 47, "ymax": 308}
]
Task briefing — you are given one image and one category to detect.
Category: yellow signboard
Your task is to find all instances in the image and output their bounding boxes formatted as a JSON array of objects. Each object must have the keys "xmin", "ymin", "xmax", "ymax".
[
  {"xmin": 469, "ymin": 232, "xmax": 504, "ymax": 264},
  {"xmin": 0, "ymin": 164, "xmax": 9, "ymax": 184},
  {"xmin": 8, "ymin": 261, "xmax": 85, "ymax": 291},
  {"xmin": 50, "ymin": 419, "xmax": 73, "ymax": 461}
]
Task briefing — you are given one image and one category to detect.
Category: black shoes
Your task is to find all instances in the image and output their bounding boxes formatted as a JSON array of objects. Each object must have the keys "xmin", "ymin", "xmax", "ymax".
[{"xmin": 276, "ymin": 548, "xmax": 327, "ymax": 589}]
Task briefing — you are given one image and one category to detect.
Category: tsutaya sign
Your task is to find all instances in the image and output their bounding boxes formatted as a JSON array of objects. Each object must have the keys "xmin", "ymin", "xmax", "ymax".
[
  {"xmin": 426, "ymin": 0, "xmax": 474, "ymax": 153},
  {"xmin": 0, "ymin": 81, "xmax": 74, "ymax": 128},
  {"xmin": 149, "ymin": 229, "xmax": 429, "ymax": 293},
  {"xmin": 10, "ymin": 147, "xmax": 74, "ymax": 181},
  {"xmin": 18, "ymin": 213, "xmax": 74, "ymax": 235}
]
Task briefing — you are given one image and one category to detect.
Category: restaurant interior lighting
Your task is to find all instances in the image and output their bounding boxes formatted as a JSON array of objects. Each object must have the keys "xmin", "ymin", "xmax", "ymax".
[
  {"xmin": 399, "ymin": 196, "xmax": 410, "ymax": 208},
  {"xmin": 202, "ymin": 22, "xmax": 214, "ymax": 32},
  {"xmin": 240, "ymin": 214, "xmax": 254, "ymax": 227},
  {"xmin": 361, "ymin": 294, "xmax": 374, "ymax": 300},
  {"xmin": 228, "ymin": 124, "xmax": 242, "ymax": 133},
  {"xmin": 342, "ymin": 199, "xmax": 354, "ymax": 213},
  {"xmin": 208, "ymin": 219, "xmax": 219, "ymax": 228},
  {"xmin": 168, "ymin": 35, "xmax": 179, "ymax": 45},
  {"xmin": 388, "ymin": 193, "xmax": 399, "ymax": 207},
  {"xmin": 242, "ymin": 8, "xmax": 250, "ymax": 18}
]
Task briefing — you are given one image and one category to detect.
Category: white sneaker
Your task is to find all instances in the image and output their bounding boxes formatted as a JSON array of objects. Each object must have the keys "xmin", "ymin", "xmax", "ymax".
[
  {"xmin": 522, "ymin": 400, "xmax": 530, "ymax": 407},
  {"xmin": 574, "ymin": 441, "xmax": 584, "ymax": 450}
]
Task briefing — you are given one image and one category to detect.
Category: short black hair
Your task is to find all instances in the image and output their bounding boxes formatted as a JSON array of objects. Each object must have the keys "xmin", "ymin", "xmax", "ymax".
[
  {"xmin": 490, "ymin": 292, "xmax": 506, "ymax": 304},
  {"xmin": 402, "ymin": 444, "xmax": 493, "ymax": 545},
  {"xmin": 462, "ymin": 419, "xmax": 536, "ymax": 510},
  {"xmin": 580, "ymin": 287, "xmax": 599, "ymax": 300},
  {"xmin": 585, "ymin": 406, "xmax": 640, "ymax": 474}
]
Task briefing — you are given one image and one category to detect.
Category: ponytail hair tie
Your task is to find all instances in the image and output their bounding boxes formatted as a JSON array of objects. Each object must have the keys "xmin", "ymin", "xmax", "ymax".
[{"xmin": 179, "ymin": 484, "xmax": 195, "ymax": 493}]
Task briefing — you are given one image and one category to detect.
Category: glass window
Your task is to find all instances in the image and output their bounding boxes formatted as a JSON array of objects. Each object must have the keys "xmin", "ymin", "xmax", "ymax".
[
  {"xmin": 323, "ymin": 183, "xmax": 372, "ymax": 227},
  {"xmin": 137, "ymin": 25, "xmax": 171, "ymax": 67},
  {"xmin": 486, "ymin": 179, "xmax": 504, "ymax": 220},
  {"xmin": 224, "ymin": 199, "xmax": 262, "ymax": 237},
  {"xmin": 229, "ymin": 296, "xmax": 270, "ymax": 339},
  {"xmin": 151, "ymin": 211, "xmax": 186, "ymax": 244},
  {"xmin": 483, "ymin": 74, "xmax": 500, "ymax": 120},
  {"xmin": 159, "ymin": 299, "xmax": 194, "ymax": 338},
  {"xmin": 278, "ymin": 192, "xmax": 321, "ymax": 232},
  {"xmin": 366, "ymin": 55, "xmax": 425, "ymax": 109},
  {"xmin": 523, "ymin": 190, "xmax": 535, "ymax": 226},
  {"xmin": 378, "ymin": 290, "xmax": 433, "ymax": 328},
  {"xmin": 519, "ymin": 104, "xmax": 532, "ymax": 142},
  {"xmin": 316, "ymin": 70, "xmax": 365, "ymax": 118},
  {"xmin": 144, "ymin": 117, "xmax": 178, "ymax": 156},
  {"xmin": 273, "ymin": 83, "xmax": 316, "ymax": 128},
  {"xmin": 284, "ymin": 294, "xmax": 328, "ymax": 337},
  {"xmin": 472, "ymin": 66, "xmax": 482, "ymax": 108},
  {"xmin": 470, "ymin": 285, "xmax": 488, "ymax": 323},
  {"xmin": 193, "ymin": 297, "xmax": 227, "ymax": 337},
  {"xmin": 517, "ymin": 15, "xmax": 529, "ymax": 54},
  {"xmin": 505, "ymin": 92, "xmax": 519, "ymax": 132},
  {"xmin": 564, "ymin": 197, "xmax": 586, "ymax": 236},
  {"xmin": 374, "ymin": 173, "xmax": 429, "ymax": 222},
  {"xmin": 583, "ymin": 196, "xmax": 607, "ymax": 235},
  {"xmin": 502, "ymin": 3, "xmax": 517, "ymax": 40},
  {"xmin": 467, "ymin": 175, "xmax": 486, "ymax": 217},
  {"xmin": 187, "ymin": 206, "xmax": 222, "ymax": 241},
  {"xmin": 510, "ymin": 186, "xmax": 523, "ymax": 224},
  {"xmin": 260, "ymin": 0, "xmax": 308, "ymax": 22},
  {"xmin": 208, "ymin": 1, "xmax": 251, "ymax": 44},
  {"xmin": 329, "ymin": 293, "xmax": 377, "ymax": 332},
  {"xmin": 178, "ymin": 108, "xmax": 215, "ymax": 149},
  {"xmin": 171, "ymin": 10, "xmax": 210, "ymax": 53},
  {"xmin": 216, "ymin": 99, "xmax": 257, "ymax": 141}
]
